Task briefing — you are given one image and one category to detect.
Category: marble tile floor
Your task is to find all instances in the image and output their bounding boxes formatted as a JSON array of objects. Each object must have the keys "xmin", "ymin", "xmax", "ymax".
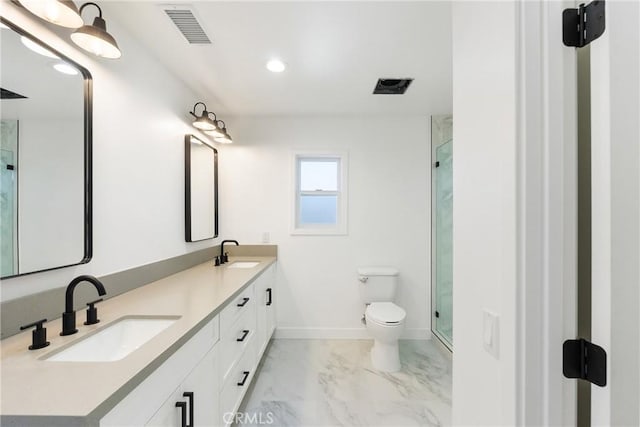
[{"xmin": 238, "ymin": 339, "xmax": 452, "ymax": 427}]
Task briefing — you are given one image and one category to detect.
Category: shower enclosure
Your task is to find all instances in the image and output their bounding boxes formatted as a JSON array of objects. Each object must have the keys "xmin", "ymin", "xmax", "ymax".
[
  {"xmin": 1, "ymin": 120, "xmax": 18, "ymax": 277},
  {"xmin": 431, "ymin": 115, "xmax": 453, "ymax": 349}
]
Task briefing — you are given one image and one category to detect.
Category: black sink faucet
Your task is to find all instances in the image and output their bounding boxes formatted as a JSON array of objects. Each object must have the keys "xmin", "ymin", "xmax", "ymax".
[
  {"xmin": 220, "ymin": 240, "xmax": 239, "ymax": 264},
  {"xmin": 60, "ymin": 275, "xmax": 106, "ymax": 336}
]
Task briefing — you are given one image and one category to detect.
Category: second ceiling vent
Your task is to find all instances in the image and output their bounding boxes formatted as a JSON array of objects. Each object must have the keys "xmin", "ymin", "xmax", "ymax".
[
  {"xmin": 162, "ymin": 5, "xmax": 211, "ymax": 44},
  {"xmin": 373, "ymin": 78, "xmax": 414, "ymax": 95}
]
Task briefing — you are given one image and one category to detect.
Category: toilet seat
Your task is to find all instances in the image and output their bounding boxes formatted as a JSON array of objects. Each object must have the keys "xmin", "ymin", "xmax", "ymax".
[{"xmin": 366, "ymin": 302, "xmax": 406, "ymax": 325}]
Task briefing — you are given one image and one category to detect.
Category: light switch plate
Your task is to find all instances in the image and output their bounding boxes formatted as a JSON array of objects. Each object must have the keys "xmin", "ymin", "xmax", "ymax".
[
  {"xmin": 483, "ymin": 309, "xmax": 500, "ymax": 359},
  {"xmin": 261, "ymin": 232, "xmax": 270, "ymax": 243}
]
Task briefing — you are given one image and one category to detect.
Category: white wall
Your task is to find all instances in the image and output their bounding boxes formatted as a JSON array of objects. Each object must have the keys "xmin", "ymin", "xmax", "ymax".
[
  {"xmin": 452, "ymin": 1, "xmax": 518, "ymax": 425},
  {"xmin": 219, "ymin": 116, "xmax": 431, "ymax": 338},
  {"xmin": 0, "ymin": 4, "xmax": 221, "ymax": 301}
]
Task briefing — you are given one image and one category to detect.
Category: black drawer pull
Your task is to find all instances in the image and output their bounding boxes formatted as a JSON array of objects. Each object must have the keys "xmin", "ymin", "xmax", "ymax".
[
  {"xmin": 183, "ymin": 392, "xmax": 194, "ymax": 427},
  {"xmin": 237, "ymin": 329, "xmax": 250, "ymax": 342},
  {"xmin": 237, "ymin": 371, "xmax": 250, "ymax": 386},
  {"xmin": 176, "ymin": 401, "xmax": 187, "ymax": 427},
  {"xmin": 175, "ymin": 392, "xmax": 194, "ymax": 427},
  {"xmin": 266, "ymin": 288, "xmax": 272, "ymax": 306},
  {"xmin": 237, "ymin": 297, "xmax": 250, "ymax": 307}
]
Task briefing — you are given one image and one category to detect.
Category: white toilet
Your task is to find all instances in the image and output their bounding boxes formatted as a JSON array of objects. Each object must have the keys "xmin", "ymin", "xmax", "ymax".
[{"xmin": 358, "ymin": 266, "xmax": 406, "ymax": 372}]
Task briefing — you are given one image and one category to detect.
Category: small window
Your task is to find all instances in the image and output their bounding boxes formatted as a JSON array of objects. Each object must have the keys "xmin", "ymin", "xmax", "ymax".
[{"xmin": 292, "ymin": 152, "xmax": 348, "ymax": 235}]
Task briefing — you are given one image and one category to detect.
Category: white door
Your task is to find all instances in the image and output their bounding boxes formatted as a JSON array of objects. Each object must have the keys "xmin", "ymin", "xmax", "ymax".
[{"xmin": 589, "ymin": 0, "xmax": 640, "ymax": 425}]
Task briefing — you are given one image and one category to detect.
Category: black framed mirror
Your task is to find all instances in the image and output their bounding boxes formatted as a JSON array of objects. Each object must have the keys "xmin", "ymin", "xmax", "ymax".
[
  {"xmin": 185, "ymin": 134, "xmax": 218, "ymax": 242},
  {"xmin": 0, "ymin": 18, "xmax": 92, "ymax": 279}
]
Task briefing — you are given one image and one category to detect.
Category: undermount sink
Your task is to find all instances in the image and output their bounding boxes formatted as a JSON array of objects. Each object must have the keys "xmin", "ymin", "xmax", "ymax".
[
  {"xmin": 226, "ymin": 261, "xmax": 260, "ymax": 269},
  {"xmin": 45, "ymin": 316, "xmax": 179, "ymax": 362}
]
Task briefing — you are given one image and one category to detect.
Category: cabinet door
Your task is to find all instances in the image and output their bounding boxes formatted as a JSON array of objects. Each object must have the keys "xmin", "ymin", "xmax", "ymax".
[
  {"xmin": 265, "ymin": 265, "xmax": 276, "ymax": 339},
  {"xmin": 255, "ymin": 265, "xmax": 275, "ymax": 358},
  {"xmin": 146, "ymin": 346, "xmax": 219, "ymax": 427},
  {"xmin": 101, "ymin": 317, "xmax": 219, "ymax": 427}
]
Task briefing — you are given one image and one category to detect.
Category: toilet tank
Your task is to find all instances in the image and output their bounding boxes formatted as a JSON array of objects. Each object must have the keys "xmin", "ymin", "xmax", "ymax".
[{"xmin": 358, "ymin": 267, "xmax": 399, "ymax": 303}]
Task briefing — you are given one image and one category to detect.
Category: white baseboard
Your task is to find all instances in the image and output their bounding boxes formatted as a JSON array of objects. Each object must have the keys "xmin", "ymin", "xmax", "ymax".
[{"xmin": 274, "ymin": 327, "xmax": 431, "ymax": 340}]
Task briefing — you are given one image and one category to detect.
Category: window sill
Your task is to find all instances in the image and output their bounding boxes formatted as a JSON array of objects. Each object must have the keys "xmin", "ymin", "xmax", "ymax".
[{"xmin": 291, "ymin": 227, "xmax": 347, "ymax": 236}]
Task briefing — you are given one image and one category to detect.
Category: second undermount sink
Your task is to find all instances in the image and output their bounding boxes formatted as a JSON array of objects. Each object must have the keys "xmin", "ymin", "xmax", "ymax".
[
  {"xmin": 226, "ymin": 261, "xmax": 260, "ymax": 269},
  {"xmin": 45, "ymin": 316, "xmax": 179, "ymax": 362}
]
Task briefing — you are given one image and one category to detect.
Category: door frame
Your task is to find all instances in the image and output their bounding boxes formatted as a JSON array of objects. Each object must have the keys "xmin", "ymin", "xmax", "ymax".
[{"xmin": 515, "ymin": 1, "xmax": 578, "ymax": 425}]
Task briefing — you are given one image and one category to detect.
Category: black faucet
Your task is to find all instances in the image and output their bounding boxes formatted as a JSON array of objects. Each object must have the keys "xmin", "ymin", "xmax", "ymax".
[
  {"xmin": 60, "ymin": 275, "xmax": 107, "ymax": 336},
  {"xmin": 219, "ymin": 240, "xmax": 239, "ymax": 264}
]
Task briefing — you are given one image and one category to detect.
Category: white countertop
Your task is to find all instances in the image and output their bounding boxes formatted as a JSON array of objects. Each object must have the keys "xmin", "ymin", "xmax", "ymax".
[{"xmin": 0, "ymin": 256, "xmax": 276, "ymax": 423}]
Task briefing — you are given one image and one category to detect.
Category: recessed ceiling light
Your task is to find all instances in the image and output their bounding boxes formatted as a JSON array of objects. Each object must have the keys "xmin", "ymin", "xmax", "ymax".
[
  {"xmin": 266, "ymin": 59, "xmax": 286, "ymax": 73},
  {"xmin": 53, "ymin": 62, "xmax": 79, "ymax": 75},
  {"xmin": 21, "ymin": 36, "xmax": 59, "ymax": 59}
]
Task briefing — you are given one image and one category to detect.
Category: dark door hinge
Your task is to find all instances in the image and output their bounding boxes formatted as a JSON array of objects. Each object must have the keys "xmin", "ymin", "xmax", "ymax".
[
  {"xmin": 435, "ymin": 161, "xmax": 440, "ymax": 168},
  {"xmin": 563, "ymin": 0, "xmax": 606, "ymax": 48},
  {"xmin": 563, "ymin": 338, "xmax": 607, "ymax": 387},
  {"xmin": 435, "ymin": 311, "xmax": 440, "ymax": 318}
]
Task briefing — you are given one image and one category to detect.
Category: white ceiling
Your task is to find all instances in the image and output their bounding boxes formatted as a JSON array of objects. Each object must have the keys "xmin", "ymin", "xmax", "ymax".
[{"xmin": 105, "ymin": 1, "xmax": 452, "ymax": 117}]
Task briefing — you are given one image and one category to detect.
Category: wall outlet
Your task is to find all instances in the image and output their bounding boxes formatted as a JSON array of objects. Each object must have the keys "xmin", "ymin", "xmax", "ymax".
[
  {"xmin": 482, "ymin": 309, "xmax": 500, "ymax": 359},
  {"xmin": 261, "ymin": 232, "xmax": 270, "ymax": 243}
]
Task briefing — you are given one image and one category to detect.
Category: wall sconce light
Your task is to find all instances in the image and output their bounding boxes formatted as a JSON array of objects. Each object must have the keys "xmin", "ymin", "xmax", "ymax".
[
  {"xmin": 189, "ymin": 102, "xmax": 217, "ymax": 132},
  {"xmin": 19, "ymin": 0, "xmax": 84, "ymax": 28},
  {"xmin": 19, "ymin": 0, "xmax": 122, "ymax": 59},
  {"xmin": 71, "ymin": 2, "xmax": 121, "ymax": 59},
  {"xmin": 189, "ymin": 102, "xmax": 233, "ymax": 144},
  {"xmin": 213, "ymin": 121, "xmax": 233, "ymax": 144}
]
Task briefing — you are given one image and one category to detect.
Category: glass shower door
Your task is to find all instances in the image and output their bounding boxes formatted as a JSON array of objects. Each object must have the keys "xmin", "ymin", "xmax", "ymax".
[
  {"xmin": 432, "ymin": 114, "xmax": 453, "ymax": 349},
  {"xmin": 434, "ymin": 140, "xmax": 453, "ymax": 346},
  {"xmin": 1, "ymin": 120, "xmax": 18, "ymax": 277},
  {"xmin": 1, "ymin": 149, "xmax": 17, "ymax": 277}
]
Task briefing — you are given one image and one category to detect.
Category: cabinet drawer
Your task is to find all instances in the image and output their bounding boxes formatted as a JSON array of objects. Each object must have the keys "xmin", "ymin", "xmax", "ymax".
[
  {"xmin": 219, "ymin": 338, "xmax": 257, "ymax": 427},
  {"xmin": 220, "ymin": 301, "xmax": 257, "ymax": 383},
  {"xmin": 220, "ymin": 284, "xmax": 254, "ymax": 332}
]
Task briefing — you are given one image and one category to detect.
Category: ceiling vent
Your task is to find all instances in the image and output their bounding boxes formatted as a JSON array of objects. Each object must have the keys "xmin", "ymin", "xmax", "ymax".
[
  {"xmin": 373, "ymin": 78, "xmax": 414, "ymax": 95},
  {"xmin": 1, "ymin": 88, "xmax": 27, "ymax": 100},
  {"xmin": 162, "ymin": 5, "xmax": 211, "ymax": 44}
]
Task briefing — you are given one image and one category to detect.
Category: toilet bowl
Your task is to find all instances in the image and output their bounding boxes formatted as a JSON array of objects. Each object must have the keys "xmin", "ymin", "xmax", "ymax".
[{"xmin": 365, "ymin": 301, "xmax": 406, "ymax": 372}]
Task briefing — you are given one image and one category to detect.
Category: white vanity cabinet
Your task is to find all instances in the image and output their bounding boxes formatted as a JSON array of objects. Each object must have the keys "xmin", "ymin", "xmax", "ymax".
[
  {"xmin": 218, "ymin": 263, "xmax": 276, "ymax": 427},
  {"xmin": 100, "ymin": 317, "xmax": 219, "ymax": 427},
  {"xmin": 99, "ymin": 262, "xmax": 277, "ymax": 427}
]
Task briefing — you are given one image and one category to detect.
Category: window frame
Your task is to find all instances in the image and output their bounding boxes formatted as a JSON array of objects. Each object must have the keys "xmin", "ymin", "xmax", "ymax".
[{"xmin": 291, "ymin": 151, "xmax": 348, "ymax": 235}]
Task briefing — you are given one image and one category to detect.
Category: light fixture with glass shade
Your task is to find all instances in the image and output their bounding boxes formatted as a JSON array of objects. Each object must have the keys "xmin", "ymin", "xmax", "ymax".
[
  {"xmin": 70, "ymin": 2, "xmax": 121, "ymax": 59},
  {"xmin": 204, "ymin": 114, "xmax": 225, "ymax": 138},
  {"xmin": 213, "ymin": 121, "xmax": 233, "ymax": 144},
  {"xmin": 19, "ymin": 0, "xmax": 84, "ymax": 28},
  {"xmin": 189, "ymin": 102, "xmax": 218, "ymax": 132}
]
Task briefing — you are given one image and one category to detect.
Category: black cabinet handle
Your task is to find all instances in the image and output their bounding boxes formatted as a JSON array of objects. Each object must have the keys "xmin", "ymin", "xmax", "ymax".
[
  {"xmin": 176, "ymin": 392, "xmax": 194, "ymax": 427},
  {"xmin": 237, "ymin": 371, "xmax": 250, "ymax": 386},
  {"xmin": 266, "ymin": 288, "xmax": 272, "ymax": 306},
  {"xmin": 183, "ymin": 392, "xmax": 194, "ymax": 427},
  {"xmin": 237, "ymin": 329, "xmax": 250, "ymax": 342},
  {"xmin": 237, "ymin": 297, "xmax": 250, "ymax": 307},
  {"xmin": 176, "ymin": 401, "xmax": 187, "ymax": 427}
]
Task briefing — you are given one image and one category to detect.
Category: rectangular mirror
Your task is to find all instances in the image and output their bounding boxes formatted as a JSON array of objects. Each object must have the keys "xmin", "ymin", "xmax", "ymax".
[
  {"xmin": 0, "ymin": 19, "xmax": 92, "ymax": 279},
  {"xmin": 185, "ymin": 134, "xmax": 218, "ymax": 242}
]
